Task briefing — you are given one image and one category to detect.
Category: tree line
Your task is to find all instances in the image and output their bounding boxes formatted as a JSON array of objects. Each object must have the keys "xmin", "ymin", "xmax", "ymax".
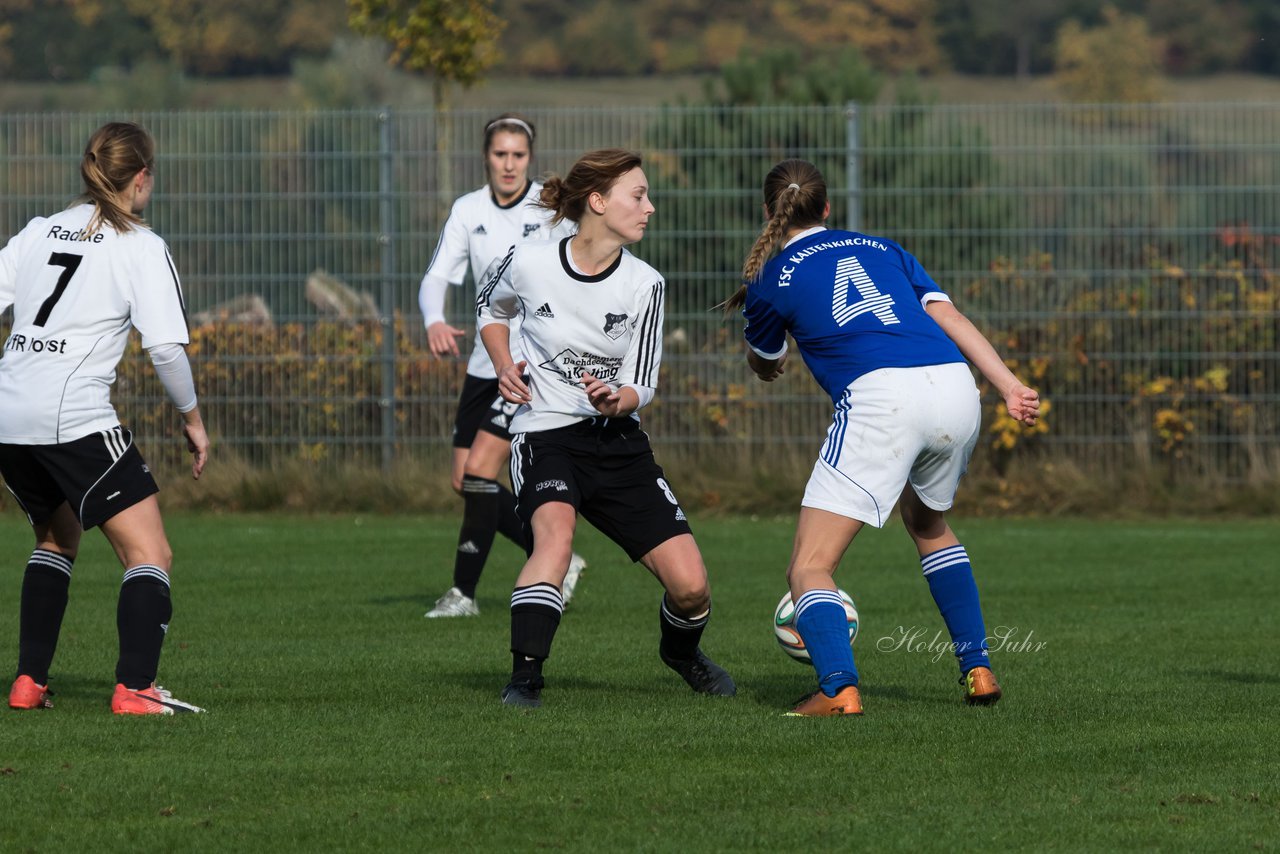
[{"xmin": 1, "ymin": 0, "xmax": 1277, "ymax": 83}]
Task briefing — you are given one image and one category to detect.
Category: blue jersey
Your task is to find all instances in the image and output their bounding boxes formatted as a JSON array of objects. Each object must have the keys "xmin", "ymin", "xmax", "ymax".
[{"xmin": 743, "ymin": 227, "xmax": 965, "ymax": 403}]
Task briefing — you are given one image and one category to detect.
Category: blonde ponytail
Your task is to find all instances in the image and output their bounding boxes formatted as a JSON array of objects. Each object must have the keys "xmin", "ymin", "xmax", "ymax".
[{"xmin": 79, "ymin": 122, "xmax": 155, "ymax": 235}]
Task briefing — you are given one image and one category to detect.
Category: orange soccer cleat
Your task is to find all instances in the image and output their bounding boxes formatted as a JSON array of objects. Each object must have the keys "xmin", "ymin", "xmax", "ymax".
[
  {"xmin": 963, "ymin": 666, "xmax": 1002, "ymax": 706},
  {"xmin": 9, "ymin": 675, "xmax": 53, "ymax": 710},
  {"xmin": 784, "ymin": 684, "xmax": 863, "ymax": 717},
  {"xmin": 111, "ymin": 683, "xmax": 205, "ymax": 715}
]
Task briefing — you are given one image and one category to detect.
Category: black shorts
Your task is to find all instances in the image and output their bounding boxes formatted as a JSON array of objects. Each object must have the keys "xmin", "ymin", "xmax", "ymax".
[
  {"xmin": 0, "ymin": 427, "xmax": 159, "ymax": 530},
  {"xmin": 510, "ymin": 417, "xmax": 692, "ymax": 562},
  {"xmin": 452, "ymin": 374, "xmax": 522, "ymax": 448}
]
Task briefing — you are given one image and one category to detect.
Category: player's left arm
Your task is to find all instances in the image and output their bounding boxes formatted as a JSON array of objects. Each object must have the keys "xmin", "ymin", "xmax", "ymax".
[
  {"xmin": 926, "ymin": 300, "xmax": 1040, "ymax": 426},
  {"xmin": 593, "ymin": 277, "xmax": 664, "ymax": 417}
]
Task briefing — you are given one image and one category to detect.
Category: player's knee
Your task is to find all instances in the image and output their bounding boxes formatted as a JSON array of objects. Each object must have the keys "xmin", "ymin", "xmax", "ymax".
[
  {"xmin": 900, "ymin": 503, "xmax": 946, "ymax": 540},
  {"xmin": 664, "ymin": 577, "xmax": 710, "ymax": 615}
]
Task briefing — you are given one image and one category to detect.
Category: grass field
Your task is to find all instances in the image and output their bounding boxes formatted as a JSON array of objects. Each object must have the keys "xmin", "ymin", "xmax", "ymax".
[{"xmin": 0, "ymin": 511, "xmax": 1277, "ymax": 851}]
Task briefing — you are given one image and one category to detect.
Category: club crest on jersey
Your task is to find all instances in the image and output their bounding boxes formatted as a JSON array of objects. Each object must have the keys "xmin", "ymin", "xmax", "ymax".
[
  {"xmin": 539, "ymin": 348, "xmax": 623, "ymax": 385},
  {"xmin": 522, "ymin": 223, "xmax": 541, "ymax": 237},
  {"xmin": 602, "ymin": 312, "xmax": 629, "ymax": 340}
]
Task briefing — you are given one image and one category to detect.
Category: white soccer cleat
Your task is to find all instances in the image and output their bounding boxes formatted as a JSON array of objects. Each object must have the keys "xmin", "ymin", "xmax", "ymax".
[
  {"xmin": 425, "ymin": 586, "xmax": 479, "ymax": 618},
  {"xmin": 562, "ymin": 553, "xmax": 587, "ymax": 604}
]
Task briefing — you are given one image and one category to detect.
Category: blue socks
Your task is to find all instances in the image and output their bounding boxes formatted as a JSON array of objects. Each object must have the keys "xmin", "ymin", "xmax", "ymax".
[
  {"xmin": 921, "ymin": 545, "xmax": 990, "ymax": 674},
  {"xmin": 794, "ymin": 589, "xmax": 858, "ymax": 696}
]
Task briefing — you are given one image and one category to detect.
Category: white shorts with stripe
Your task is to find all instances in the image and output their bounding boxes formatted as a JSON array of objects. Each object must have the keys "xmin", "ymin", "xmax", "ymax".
[{"xmin": 802, "ymin": 363, "xmax": 981, "ymax": 528}]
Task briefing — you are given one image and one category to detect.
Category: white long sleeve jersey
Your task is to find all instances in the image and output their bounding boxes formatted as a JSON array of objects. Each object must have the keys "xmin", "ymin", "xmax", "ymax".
[
  {"xmin": 422, "ymin": 181, "xmax": 572, "ymax": 379},
  {"xmin": 476, "ymin": 236, "xmax": 665, "ymax": 434},
  {"xmin": 0, "ymin": 204, "xmax": 189, "ymax": 444}
]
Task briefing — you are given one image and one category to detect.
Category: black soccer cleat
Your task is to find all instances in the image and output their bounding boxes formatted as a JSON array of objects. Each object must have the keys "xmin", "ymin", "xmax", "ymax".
[
  {"xmin": 500, "ymin": 676, "xmax": 544, "ymax": 708},
  {"xmin": 660, "ymin": 648, "xmax": 737, "ymax": 696}
]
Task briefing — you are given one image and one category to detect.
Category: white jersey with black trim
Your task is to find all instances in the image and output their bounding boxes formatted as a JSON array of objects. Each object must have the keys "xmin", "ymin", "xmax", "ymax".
[
  {"xmin": 0, "ymin": 204, "xmax": 189, "ymax": 444},
  {"xmin": 423, "ymin": 181, "xmax": 572, "ymax": 380},
  {"xmin": 477, "ymin": 236, "xmax": 665, "ymax": 434}
]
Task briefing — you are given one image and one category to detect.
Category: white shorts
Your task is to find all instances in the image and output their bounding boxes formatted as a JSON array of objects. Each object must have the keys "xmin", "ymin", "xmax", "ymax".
[{"xmin": 802, "ymin": 363, "xmax": 981, "ymax": 528}]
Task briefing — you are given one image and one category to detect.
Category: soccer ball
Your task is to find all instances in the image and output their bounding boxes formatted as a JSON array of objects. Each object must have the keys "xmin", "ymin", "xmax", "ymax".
[{"xmin": 773, "ymin": 589, "xmax": 859, "ymax": 663}]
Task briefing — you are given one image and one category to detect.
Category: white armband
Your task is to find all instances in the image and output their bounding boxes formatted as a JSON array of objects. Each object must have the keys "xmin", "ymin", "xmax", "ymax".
[{"xmin": 148, "ymin": 343, "xmax": 198, "ymax": 413}]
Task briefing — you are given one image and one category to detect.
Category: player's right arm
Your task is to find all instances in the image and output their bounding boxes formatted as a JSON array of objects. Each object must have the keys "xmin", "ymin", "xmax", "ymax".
[
  {"xmin": 742, "ymin": 284, "xmax": 789, "ymax": 382},
  {"xmin": 475, "ymin": 248, "xmax": 528, "ymax": 403},
  {"xmin": 0, "ymin": 218, "xmax": 42, "ymax": 313},
  {"xmin": 420, "ymin": 200, "xmax": 471, "ymax": 359},
  {"xmin": 925, "ymin": 300, "xmax": 1040, "ymax": 426}
]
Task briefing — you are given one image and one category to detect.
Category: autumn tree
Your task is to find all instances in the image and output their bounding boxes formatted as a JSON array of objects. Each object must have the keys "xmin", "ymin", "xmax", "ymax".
[
  {"xmin": 347, "ymin": 0, "xmax": 505, "ymax": 213},
  {"xmin": 1054, "ymin": 5, "xmax": 1162, "ymax": 103},
  {"xmin": 768, "ymin": 0, "xmax": 945, "ymax": 73},
  {"xmin": 62, "ymin": 0, "xmax": 342, "ymax": 75}
]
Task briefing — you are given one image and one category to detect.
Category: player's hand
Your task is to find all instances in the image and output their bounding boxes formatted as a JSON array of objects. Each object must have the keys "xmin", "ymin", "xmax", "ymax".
[
  {"xmin": 497, "ymin": 361, "xmax": 531, "ymax": 404},
  {"xmin": 182, "ymin": 420, "xmax": 210, "ymax": 480},
  {"xmin": 427, "ymin": 321, "xmax": 466, "ymax": 358},
  {"xmin": 581, "ymin": 372, "xmax": 625, "ymax": 416},
  {"xmin": 1005, "ymin": 382, "xmax": 1040, "ymax": 426},
  {"xmin": 754, "ymin": 351, "xmax": 787, "ymax": 382}
]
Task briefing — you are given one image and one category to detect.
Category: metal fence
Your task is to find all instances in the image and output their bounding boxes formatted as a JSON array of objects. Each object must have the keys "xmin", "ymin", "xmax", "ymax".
[{"xmin": 2, "ymin": 104, "xmax": 1278, "ymax": 476}]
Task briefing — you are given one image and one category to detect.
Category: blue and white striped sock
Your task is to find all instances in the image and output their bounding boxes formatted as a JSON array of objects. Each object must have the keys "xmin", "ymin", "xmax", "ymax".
[
  {"xmin": 794, "ymin": 589, "xmax": 858, "ymax": 696},
  {"xmin": 921, "ymin": 545, "xmax": 991, "ymax": 674}
]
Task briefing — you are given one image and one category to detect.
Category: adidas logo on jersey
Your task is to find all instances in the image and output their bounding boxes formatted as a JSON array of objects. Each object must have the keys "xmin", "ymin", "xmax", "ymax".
[
  {"xmin": 472, "ymin": 225, "xmax": 488, "ymax": 235},
  {"xmin": 535, "ymin": 303, "xmax": 555, "ymax": 318}
]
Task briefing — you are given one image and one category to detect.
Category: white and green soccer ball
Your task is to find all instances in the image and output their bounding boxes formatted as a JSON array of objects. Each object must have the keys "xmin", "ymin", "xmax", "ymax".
[{"xmin": 773, "ymin": 589, "xmax": 859, "ymax": 663}]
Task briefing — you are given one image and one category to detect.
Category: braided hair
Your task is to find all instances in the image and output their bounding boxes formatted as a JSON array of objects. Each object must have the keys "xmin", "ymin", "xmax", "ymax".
[{"xmin": 725, "ymin": 159, "xmax": 827, "ymax": 312}]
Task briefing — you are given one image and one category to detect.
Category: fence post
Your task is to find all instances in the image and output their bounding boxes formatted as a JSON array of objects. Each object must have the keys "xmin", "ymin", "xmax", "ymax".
[
  {"xmin": 378, "ymin": 108, "xmax": 396, "ymax": 472},
  {"xmin": 845, "ymin": 101, "xmax": 860, "ymax": 232}
]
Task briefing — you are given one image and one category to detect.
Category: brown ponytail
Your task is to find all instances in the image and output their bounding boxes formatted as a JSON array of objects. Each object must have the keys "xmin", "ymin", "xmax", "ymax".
[
  {"xmin": 80, "ymin": 121, "xmax": 155, "ymax": 235},
  {"xmin": 725, "ymin": 159, "xmax": 828, "ymax": 312}
]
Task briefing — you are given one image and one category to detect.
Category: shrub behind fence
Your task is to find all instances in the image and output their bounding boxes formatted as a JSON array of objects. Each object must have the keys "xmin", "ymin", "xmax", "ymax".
[{"xmin": 1, "ymin": 104, "xmax": 1277, "ymax": 481}]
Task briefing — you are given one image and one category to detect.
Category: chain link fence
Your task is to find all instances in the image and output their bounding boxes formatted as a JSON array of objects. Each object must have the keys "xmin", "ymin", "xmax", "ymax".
[{"xmin": 2, "ymin": 104, "xmax": 1278, "ymax": 477}]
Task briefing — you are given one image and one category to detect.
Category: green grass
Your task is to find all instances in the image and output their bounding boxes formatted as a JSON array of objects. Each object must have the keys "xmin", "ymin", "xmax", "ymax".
[{"xmin": 1, "ymin": 512, "xmax": 1277, "ymax": 850}]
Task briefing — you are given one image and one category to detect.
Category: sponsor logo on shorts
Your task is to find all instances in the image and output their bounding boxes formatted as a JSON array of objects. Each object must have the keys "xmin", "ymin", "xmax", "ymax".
[
  {"xmin": 675, "ymin": 507, "xmax": 686, "ymax": 521},
  {"xmin": 536, "ymin": 479, "xmax": 569, "ymax": 492},
  {"xmin": 458, "ymin": 540, "xmax": 480, "ymax": 554},
  {"xmin": 141, "ymin": 464, "xmax": 150, "ymax": 473}
]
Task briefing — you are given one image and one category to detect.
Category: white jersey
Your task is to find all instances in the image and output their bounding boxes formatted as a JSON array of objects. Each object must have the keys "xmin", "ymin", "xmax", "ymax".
[
  {"xmin": 477, "ymin": 236, "xmax": 665, "ymax": 434},
  {"xmin": 0, "ymin": 204, "xmax": 189, "ymax": 444},
  {"xmin": 423, "ymin": 181, "xmax": 571, "ymax": 379}
]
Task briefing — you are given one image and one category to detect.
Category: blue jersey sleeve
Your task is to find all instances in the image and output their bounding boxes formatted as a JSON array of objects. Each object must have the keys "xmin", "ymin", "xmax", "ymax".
[
  {"xmin": 743, "ymin": 286, "xmax": 788, "ymax": 358},
  {"xmin": 896, "ymin": 244, "xmax": 949, "ymax": 305}
]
